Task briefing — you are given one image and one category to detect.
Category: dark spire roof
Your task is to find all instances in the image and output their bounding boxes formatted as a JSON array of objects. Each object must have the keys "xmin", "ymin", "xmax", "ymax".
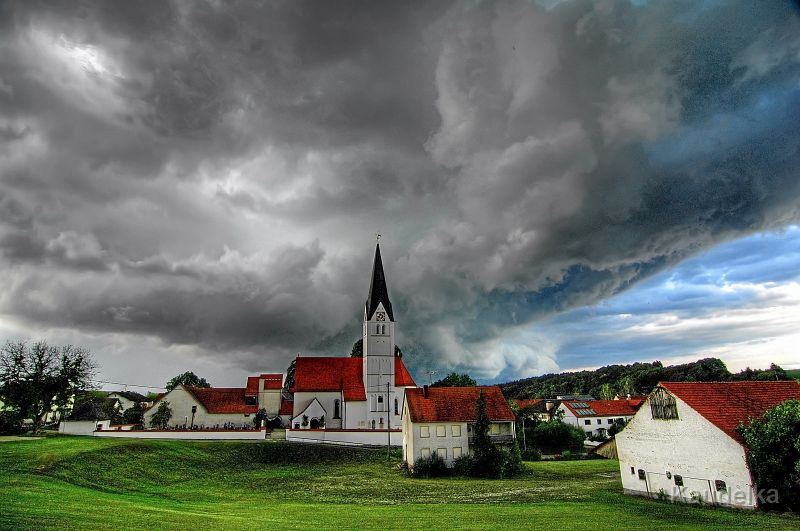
[{"xmin": 365, "ymin": 243, "xmax": 394, "ymax": 321}]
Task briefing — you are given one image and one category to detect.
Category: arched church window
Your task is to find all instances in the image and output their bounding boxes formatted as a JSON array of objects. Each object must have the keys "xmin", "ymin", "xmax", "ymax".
[{"xmin": 334, "ymin": 399, "xmax": 340, "ymax": 419}]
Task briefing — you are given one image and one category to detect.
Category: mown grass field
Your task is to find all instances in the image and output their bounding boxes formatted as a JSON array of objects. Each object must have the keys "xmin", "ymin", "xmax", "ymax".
[{"xmin": 1, "ymin": 436, "xmax": 797, "ymax": 530}]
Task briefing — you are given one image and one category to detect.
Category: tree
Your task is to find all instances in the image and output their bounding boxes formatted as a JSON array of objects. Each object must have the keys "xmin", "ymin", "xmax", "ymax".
[
  {"xmin": 432, "ymin": 372, "xmax": 477, "ymax": 387},
  {"xmin": 149, "ymin": 400, "xmax": 173, "ymax": 429},
  {"xmin": 599, "ymin": 383, "xmax": 614, "ymax": 400},
  {"xmin": 529, "ymin": 420, "xmax": 585, "ymax": 454},
  {"xmin": 350, "ymin": 339, "xmax": 363, "ymax": 357},
  {"xmin": 738, "ymin": 399, "xmax": 800, "ymax": 511},
  {"xmin": 123, "ymin": 402, "xmax": 144, "ymax": 425},
  {"xmin": 165, "ymin": 371, "xmax": 210, "ymax": 391},
  {"xmin": 253, "ymin": 408, "xmax": 268, "ymax": 428},
  {"xmin": 0, "ymin": 340, "xmax": 96, "ymax": 434},
  {"xmin": 608, "ymin": 418, "xmax": 627, "ymax": 437}
]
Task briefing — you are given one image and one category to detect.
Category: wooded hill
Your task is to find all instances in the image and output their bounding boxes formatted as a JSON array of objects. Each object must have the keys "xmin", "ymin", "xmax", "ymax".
[{"xmin": 499, "ymin": 358, "xmax": 791, "ymax": 400}]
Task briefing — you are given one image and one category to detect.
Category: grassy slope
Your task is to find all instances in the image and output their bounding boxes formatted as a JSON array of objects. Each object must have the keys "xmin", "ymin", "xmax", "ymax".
[
  {"xmin": 1, "ymin": 437, "xmax": 797, "ymax": 530},
  {"xmin": 786, "ymin": 369, "xmax": 800, "ymax": 381}
]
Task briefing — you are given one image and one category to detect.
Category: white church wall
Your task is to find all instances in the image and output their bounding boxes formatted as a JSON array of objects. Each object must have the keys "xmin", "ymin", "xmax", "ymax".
[
  {"xmin": 616, "ymin": 394, "xmax": 756, "ymax": 509},
  {"xmin": 291, "ymin": 392, "xmax": 341, "ymax": 428},
  {"xmin": 94, "ymin": 429, "xmax": 267, "ymax": 440},
  {"xmin": 343, "ymin": 401, "xmax": 367, "ymax": 429},
  {"xmin": 286, "ymin": 428, "xmax": 402, "ymax": 447}
]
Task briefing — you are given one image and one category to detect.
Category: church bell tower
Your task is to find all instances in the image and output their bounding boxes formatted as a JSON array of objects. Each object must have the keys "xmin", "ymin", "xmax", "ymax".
[{"xmin": 363, "ymin": 241, "xmax": 396, "ymax": 428}]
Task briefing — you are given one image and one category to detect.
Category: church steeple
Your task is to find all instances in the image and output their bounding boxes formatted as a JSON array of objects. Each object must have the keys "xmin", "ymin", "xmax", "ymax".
[{"xmin": 365, "ymin": 242, "xmax": 394, "ymax": 322}]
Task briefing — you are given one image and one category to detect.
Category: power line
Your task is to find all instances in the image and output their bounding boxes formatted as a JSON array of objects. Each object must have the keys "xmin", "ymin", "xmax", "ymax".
[{"xmin": 91, "ymin": 379, "xmax": 166, "ymax": 391}]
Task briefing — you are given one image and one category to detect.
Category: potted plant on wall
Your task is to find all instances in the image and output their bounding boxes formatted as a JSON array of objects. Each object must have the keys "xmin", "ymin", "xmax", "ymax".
[
  {"xmin": 301, "ymin": 415, "xmax": 309, "ymax": 428},
  {"xmin": 318, "ymin": 415, "xmax": 325, "ymax": 428}
]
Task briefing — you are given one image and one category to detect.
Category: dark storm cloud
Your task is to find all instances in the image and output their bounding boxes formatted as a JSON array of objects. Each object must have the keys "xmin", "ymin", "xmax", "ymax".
[{"xmin": 0, "ymin": 0, "xmax": 798, "ymax": 380}]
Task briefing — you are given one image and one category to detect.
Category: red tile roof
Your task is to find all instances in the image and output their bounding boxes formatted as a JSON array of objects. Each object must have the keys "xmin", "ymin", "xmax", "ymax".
[
  {"xmin": 245, "ymin": 377, "xmax": 259, "ymax": 396},
  {"xmin": 562, "ymin": 399, "xmax": 642, "ymax": 417},
  {"xmin": 291, "ymin": 357, "xmax": 367, "ymax": 401},
  {"xmin": 514, "ymin": 398, "xmax": 544, "ymax": 409},
  {"xmin": 185, "ymin": 387, "xmax": 259, "ymax": 414},
  {"xmin": 260, "ymin": 374, "xmax": 284, "ymax": 390},
  {"xmin": 395, "ymin": 357, "xmax": 416, "ymax": 387},
  {"xmin": 279, "ymin": 399, "xmax": 294, "ymax": 416},
  {"xmin": 405, "ymin": 386, "xmax": 515, "ymax": 423},
  {"xmin": 659, "ymin": 381, "xmax": 800, "ymax": 445}
]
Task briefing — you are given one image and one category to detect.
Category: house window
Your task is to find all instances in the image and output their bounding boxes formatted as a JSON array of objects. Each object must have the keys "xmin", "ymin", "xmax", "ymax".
[
  {"xmin": 650, "ymin": 387, "xmax": 679, "ymax": 420},
  {"xmin": 584, "ymin": 419, "xmax": 591, "ymax": 425},
  {"xmin": 607, "ymin": 419, "xmax": 613, "ymax": 424},
  {"xmin": 420, "ymin": 448, "xmax": 430, "ymax": 458},
  {"xmin": 394, "ymin": 398, "xmax": 398, "ymax": 415},
  {"xmin": 245, "ymin": 396, "xmax": 257, "ymax": 405},
  {"xmin": 490, "ymin": 423, "xmax": 500, "ymax": 435},
  {"xmin": 630, "ymin": 467, "xmax": 635, "ymax": 475},
  {"xmin": 596, "ymin": 419, "xmax": 602, "ymax": 425},
  {"xmin": 436, "ymin": 425, "xmax": 446, "ymax": 437},
  {"xmin": 453, "ymin": 447, "xmax": 462, "ymax": 459},
  {"xmin": 715, "ymin": 480, "xmax": 727, "ymax": 492},
  {"xmin": 420, "ymin": 425, "xmax": 430, "ymax": 438},
  {"xmin": 436, "ymin": 448, "xmax": 447, "ymax": 459},
  {"xmin": 638, "ymin": 469, "xmax": 646, "ymax": 480},
  {"xmin": 451, "ymin": 425, "xmax": 461, "ymax": 437},
  {"xmin": 334, "ymin": 399, "xmax": 340, "ymax": 419},
  {"xmin": 674, "ymin": 475, "xmax": 683, "ymax": 486}
]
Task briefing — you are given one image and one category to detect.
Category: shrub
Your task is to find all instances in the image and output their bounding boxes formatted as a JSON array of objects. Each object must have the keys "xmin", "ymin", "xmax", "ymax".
[
  {"xmin": 738, "ymin": 399, "xmax": 800, "ymax": 511},
  {"xmin": 149, "ymin": 400, "xmax": 172, "ymax": 429},
  {"xmin": 500, "ymin": 443, "xmax": 524, "ymax": 477},
  {"xmin": 521, "ymin": 447, "xmax": 542, "ymax": 461},
  {"xmin": 411, "ymin": 452, "xmax": 450, "ymax": 478},
  {"xmin": 452, "ymin": 454, "xmax": 476, "ymax": 476},
  {"xmin": 529, "ymin": 421, "xmax": 585, "ymax": 454}
]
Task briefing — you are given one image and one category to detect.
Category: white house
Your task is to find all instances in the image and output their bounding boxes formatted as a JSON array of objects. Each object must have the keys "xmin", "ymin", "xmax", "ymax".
[
  {"xmin": 143, "ymin": 373, "xmax": 287, "ymax": 429},
  {"xmin": 106, "ymin": 391, "xmax": 149, "ymax": 411},
  {"xmin": 402, "ymin": 386, "xmax": 516, "ymax": 467},
  {"xmin": 616, "ymin": 380, "xmax": 800, "ymax": 509},
  {"xmin": 287, "ymin": 243, "xmax": 417, "ymax": 439},
  {"xmin": 557, "ymin": 398, "xmax": 642, "ymax": 437}
]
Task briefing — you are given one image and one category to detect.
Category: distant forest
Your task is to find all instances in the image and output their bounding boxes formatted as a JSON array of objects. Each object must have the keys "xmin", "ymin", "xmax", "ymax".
[{"xmin": 499, "ymin": 358, "xmax": 792, "ymax": 400}]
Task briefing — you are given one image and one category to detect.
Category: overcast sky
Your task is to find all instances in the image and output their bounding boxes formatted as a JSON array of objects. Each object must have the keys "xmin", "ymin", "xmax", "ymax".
[{"xmin": 1, "ymin": 1, "xmax": 799, "ymax": 390}]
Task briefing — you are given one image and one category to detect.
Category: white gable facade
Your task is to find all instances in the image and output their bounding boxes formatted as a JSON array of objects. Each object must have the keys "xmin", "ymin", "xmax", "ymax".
[{"xmin": 616, "ymin": 390, "xmax": 756, "ymax": 508}]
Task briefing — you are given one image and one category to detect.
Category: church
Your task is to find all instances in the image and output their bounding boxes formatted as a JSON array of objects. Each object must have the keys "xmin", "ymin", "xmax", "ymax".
[{"xmin": 285, "ymin": 242, "xmax": 417, "ymax": 444}]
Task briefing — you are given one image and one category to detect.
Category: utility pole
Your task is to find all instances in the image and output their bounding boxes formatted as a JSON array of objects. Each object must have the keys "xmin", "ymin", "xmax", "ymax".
[{"xmin": 387, "ymin": 381, "xmax": 391, "ymax": 459}]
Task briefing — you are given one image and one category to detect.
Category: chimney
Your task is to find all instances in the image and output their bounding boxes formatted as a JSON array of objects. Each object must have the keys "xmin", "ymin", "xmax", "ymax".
[{"xmin": 423, "ymin": 385, "xmax": 429, "ymax": 399}]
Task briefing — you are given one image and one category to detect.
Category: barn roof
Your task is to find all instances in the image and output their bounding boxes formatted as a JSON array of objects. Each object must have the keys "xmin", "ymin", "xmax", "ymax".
[
  {"xmin": 562, "ymin": 399, "xmax": 642, "ymax": 418},
  {"xmin": 659, "ymin": 381, "xmax": 800, "ymax": 445},
  {"xmin": 185, "ymin": 387, "xmax": 259, "ymax": 414},
  {"xmin": 405, "ymin": 386, "xmax": 515, "ymax": 423}
]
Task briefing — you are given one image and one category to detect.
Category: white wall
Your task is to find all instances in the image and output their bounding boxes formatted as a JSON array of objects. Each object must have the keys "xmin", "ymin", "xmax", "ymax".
[
  {"xmin": 94, "ymin": 429, "xmax": 267, "ymax": 440},
  {"xmin": 59, "ymin": 420, "xmax": 110, "ymax": 435},
  {"xmin": 557, "ymin": 404, "xmax": 632, "ymax": 436},
  {"xmin": 407, "ymin": 420, "xmax": 469, "ymax": 466},
  {"xmin": 286, "ymin": 429, "xmax": 402, "ymax": 447},
  {"xmin": 616, "ymin": 394, "xmax": 756, "ymax": 509},
  {"xmin": 292, "ymin": 391, "xmax": 342, "ymax": 428}
]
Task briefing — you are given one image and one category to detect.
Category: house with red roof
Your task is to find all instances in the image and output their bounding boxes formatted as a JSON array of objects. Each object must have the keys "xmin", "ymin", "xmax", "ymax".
[
  {"xmin": 402, "ymin": 386, "xmax": 515, "ymax": 466},
  {"xmin": 142, "ymin": 373, "xmax": 287, "ymax": 429},
  {"xmin": 557, "ymin": 398, "xmax": 643, "ymax": 437},
  {"xmin": 616, "ymin": 380, "xmax": 800, "ymax": 509},
  {"xmin": 285, "ymin": 242, "xmax": 417, "ymax": 443}
]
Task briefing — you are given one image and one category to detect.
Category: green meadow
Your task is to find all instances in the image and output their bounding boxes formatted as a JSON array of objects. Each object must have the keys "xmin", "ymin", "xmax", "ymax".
[{"xmin": 1, "ymin": 436, "xmax": 797, "ymax": 530}]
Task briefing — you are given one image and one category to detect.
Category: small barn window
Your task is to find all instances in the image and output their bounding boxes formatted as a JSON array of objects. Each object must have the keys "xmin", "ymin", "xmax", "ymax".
[
  {"xmin": 334, "ymin": 399, "xmax": 340, "ymax": 419},
  {"xmin": 715, "ymin": 480, "xmax": 726, "ymax": 492},
  {"xmin": 394, "ymin": 398, "xmax": 399, "ymax": 415},
  {"xmin": 650, "ymin": 387, "xmax": 679, "ymax": 420},
  {"xmin": 674, "ymin": 475, "xmax": 683, "ymax": 486},
  {"xmin": 630, "ymin": 467, "xmax": 635, "ymax": 475},
  {"xmin": 638, "ymin": 469, "xmax": 646, "ymax": 480}
]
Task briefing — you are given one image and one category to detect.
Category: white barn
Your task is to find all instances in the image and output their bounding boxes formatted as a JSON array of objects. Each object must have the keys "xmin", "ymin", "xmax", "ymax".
[
  {"xmin": 616, "ymin": 380, "xmax": 800, "ymax": 509},
  {"xmin": 557, "ymin": 398, "xmax": 642, "ymax": 437},
  {"xmin": 402, "ymin": 386, "xmax": 516, "ymax": 467}
]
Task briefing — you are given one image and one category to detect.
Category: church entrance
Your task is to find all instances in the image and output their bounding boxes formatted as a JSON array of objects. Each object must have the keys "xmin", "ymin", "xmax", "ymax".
[{"xmin": 310, "ymin": 418, "xmax": 320, "ymax": 429}]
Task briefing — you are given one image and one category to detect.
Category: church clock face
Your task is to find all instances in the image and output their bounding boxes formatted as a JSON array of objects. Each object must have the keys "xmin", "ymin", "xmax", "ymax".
[{"xmin": 376, "ymin": 312, "xmax": 386, "ymax": 321}]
